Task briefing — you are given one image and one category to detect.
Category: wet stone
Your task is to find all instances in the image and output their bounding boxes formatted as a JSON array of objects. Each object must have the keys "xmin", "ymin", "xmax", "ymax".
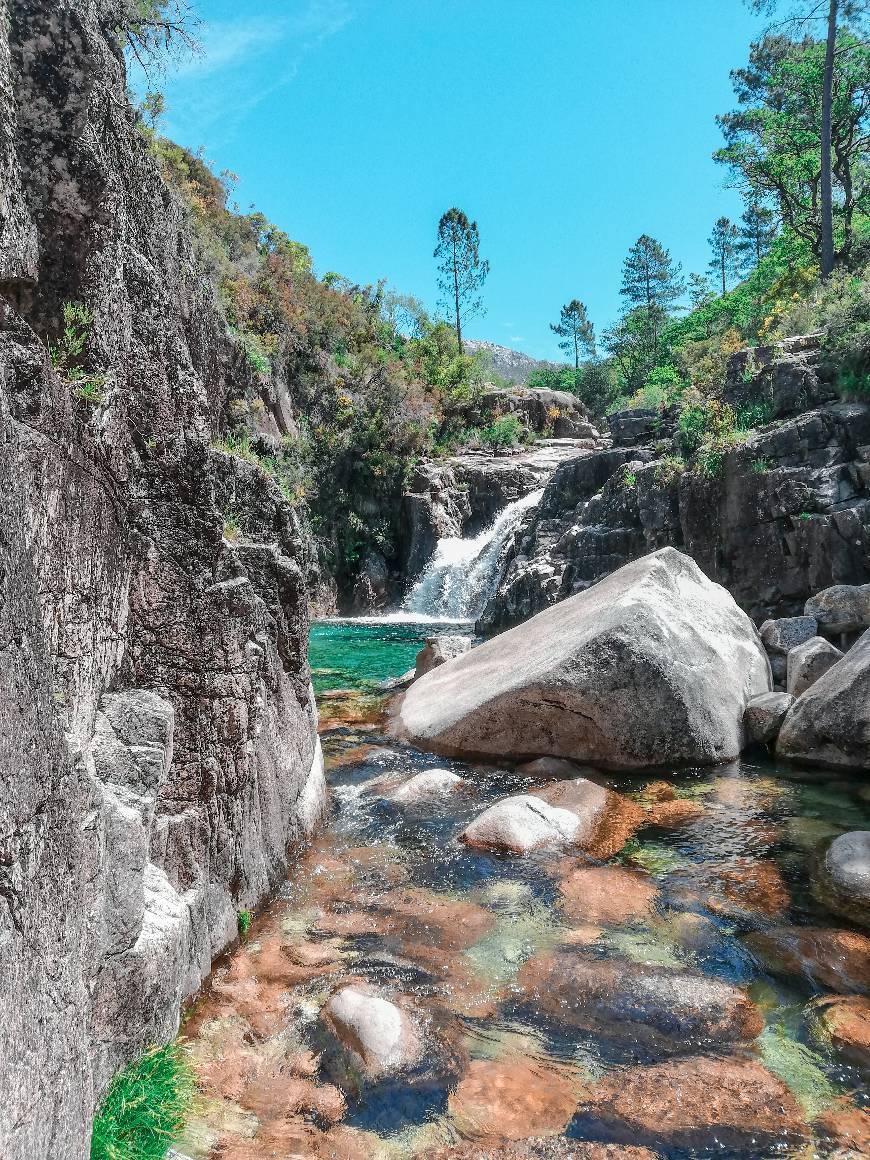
[
  {"xmin": 807, "ymin": 995, "xmax": 870, "ymax": 1069},
  {"xmin": 448, "ymin": 1057, "xmax": 585, "ymax": 1142},
  {"xmin": 745, "ymin": 925, "xmax": 870, "ymax": 994},
  {"xmin": 555, "ymin": 865, "xmax": 660, "ymax": 926}
]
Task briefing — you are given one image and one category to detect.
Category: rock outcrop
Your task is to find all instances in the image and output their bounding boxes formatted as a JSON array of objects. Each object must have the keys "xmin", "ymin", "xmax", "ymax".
[
  {"xmin": 480, "ymin": 401, "xmax": 870, "ymax": 633},
  {"xmin": 396, "ymin": 548, "xmax": 770, "ymax": 769},
  {"xmin": 0, "ymin": 4, "xmax": 324, "ymax": 1155}
]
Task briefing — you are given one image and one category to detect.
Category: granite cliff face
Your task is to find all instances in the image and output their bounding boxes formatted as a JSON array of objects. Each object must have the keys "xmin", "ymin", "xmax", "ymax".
[
  {"xmin": 480, "ymin": 362, "xmax": 870, "ymax": 633},
  {"xmin": 0, "ymin": 3, "xmax": 324, "ymax": 1155}
]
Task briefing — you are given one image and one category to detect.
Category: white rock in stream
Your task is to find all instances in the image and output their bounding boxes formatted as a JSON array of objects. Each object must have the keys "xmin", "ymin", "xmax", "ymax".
[
  {"xmin": 459, "ymin": 794, "xmax": 583, "ymax": 854},
  {"xmin": 320, "ymin": 984, "xmax": 423, "ymax": 1083},
  {"xmin": 388, "ymin": 768, "xmax": 466, "ymax": 804}
]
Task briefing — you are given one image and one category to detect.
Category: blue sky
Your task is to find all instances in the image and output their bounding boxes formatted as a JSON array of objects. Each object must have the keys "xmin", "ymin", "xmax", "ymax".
[{"xmin": 142, "ymin": 0, "xmax": 771, "ymax": 360}]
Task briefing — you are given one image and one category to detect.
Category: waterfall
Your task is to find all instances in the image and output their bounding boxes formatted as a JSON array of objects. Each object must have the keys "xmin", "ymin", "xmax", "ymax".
[{"xmin": 403, "ymin": 488, "xmax": 543, "ymax": 621}]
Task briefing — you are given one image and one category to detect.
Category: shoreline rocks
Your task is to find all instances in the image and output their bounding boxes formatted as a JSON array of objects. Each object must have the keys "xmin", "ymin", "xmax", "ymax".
[
  {"xmin": 811, "ymin": 831, "xmax": 870, "ymax": 929},
  {"xmin": 396, "ymin": 548, "xmax": 771, "ymax": 770}
]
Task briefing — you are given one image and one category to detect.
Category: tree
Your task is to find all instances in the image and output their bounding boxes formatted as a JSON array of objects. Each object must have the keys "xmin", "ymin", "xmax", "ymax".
[
  {"xmin": 601, "ymin": 307, "xmax": 659, "ymax": 395},
  {"xmin": 619, "ymin": 234, "xmax": 685, "ymax": 355},
  {"xmin": 434, "ymin": 208, "xmax": 489, "ymax": 347},
  {"xmin": 748, "ymin": 1, "xmax": 870, "ymax": 277},
  {"xmin": 707, "ymin": 216, "xmax": 742, "ymax": 293},
  {"xmin": 737, "ymin": 199, "xmax": 779, "ymax": 268},
  {"xmin": 724, "ymin": 12, "xmax": 870, "ymax": 272},
  {"xmin": 122, "ymin": 1, "xmax": 199, "ymax": 73},
  {"xmin": 550, "ymin": 299, "xmax": 595, "ymax": 369},
  {"xmin": 687, "ymin": 272, "xmax": 716, "ymax": 311}
]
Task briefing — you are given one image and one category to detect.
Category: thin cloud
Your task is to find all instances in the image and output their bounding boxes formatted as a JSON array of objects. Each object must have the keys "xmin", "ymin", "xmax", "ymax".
[{"xmin": 137, "ymin": 0, "xmax": 354, "ymax": 147}]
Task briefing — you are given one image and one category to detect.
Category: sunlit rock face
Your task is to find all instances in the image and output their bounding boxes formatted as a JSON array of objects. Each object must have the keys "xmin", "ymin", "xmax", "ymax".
[
  {"xmin": 398, "ymin": 548, "xmax": 771, "ymax": 769},
  {"xmin": 0, "ymin": 3, "xmax": 324, "ymax": 1154}
]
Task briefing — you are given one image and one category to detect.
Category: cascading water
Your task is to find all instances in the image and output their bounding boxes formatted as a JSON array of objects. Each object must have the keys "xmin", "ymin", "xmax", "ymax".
[{"xmin": 403, "ymin": 488, "xmax": 543, "ymax": 621}]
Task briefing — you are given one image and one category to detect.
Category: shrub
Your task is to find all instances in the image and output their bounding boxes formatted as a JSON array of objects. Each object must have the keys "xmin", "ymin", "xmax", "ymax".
[
  {"xmin": 654, "ymin": 455, "xmax": 686, "ymax": 485},
  {"xmin": 677, "ymin": 389, "xmax": 737, "ymax": 456},
  {"xmin": 478, "ymin": 414, "xmax": 525, "ymax": 449},
  {"xmin": 237, "ymin": 909, "xmax": 252, "ymax": 936},
  {"xmin": 48, "ymin": 302, "xmax": 106, "ymax": 403},
  {"xmin": 736, "ymin": 400, "xmax": 774, "ymax": 429},
  {"xmin": 90, "ymin": 1042, "xmax": 194, "ymax": 1160}
]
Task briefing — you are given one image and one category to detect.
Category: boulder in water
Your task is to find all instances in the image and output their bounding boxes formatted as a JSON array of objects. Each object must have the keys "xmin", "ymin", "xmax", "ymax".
[
  {"xmin": 744, "ymin": 691, "xmax": 794, "ymax": 744},
  {"xmin": 786, "ymin": 636, "xmax": 843, "ymax": 697},
  {"xmin": 447, "ymin": 1056, "xmax": 584, "ymax": 1141},
  {"xmin": 812, "ymin": 830, "xmax": 870, "ymax": 930},
  {"xmin": 807, "ymin": 995, "xmax": 870, "ymax": 1069},
  {"xmin": 555, "ymin": 865, "xmax": 660, "ymax": 925},
  {"xmin": 317, "ymin": 984, "xmax": 424, "ymax": 1087},
  {"xmin": 745, "ymin": 925, "xmax": 870, "ymax": 994},
  {"xmin": 386, "ymin": 768, "xmax": 466, "ymax": 805},
  {"xmin": 458, "ymin": 779, "xmax": 643, "ymax": 858},
  {"xmin": 777, "ymin": 631, "xmax": 870, "ymax": 770},
  {"xmin": 414, "ymin": 636, "xmax": 471, "ymax": 680},
  {"xmin": 395, "ymin": 548, "xmax": 771, "ymax": 769}
]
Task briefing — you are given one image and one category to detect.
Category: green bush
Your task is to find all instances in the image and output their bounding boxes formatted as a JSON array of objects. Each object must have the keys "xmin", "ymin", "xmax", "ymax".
[
  {"xmin": 237, "ymin": 909, "xmax": 252, "ymax": 936},
  {"xmin": 478, "ymin": 414, "xmax": 525, "ymax": 449},
  {"xmin": 48, "ymin": 302, "xmax": 106, "ymax": 403},
  {"xmin": 90, "ymin": 1042, "xmax": 194, "ymax": 1160}
]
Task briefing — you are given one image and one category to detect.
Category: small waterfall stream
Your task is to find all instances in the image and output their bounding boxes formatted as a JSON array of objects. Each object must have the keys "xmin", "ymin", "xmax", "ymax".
[{"xmin": 403, "ymin": 488, "xmax": 542, "ymax": 621}]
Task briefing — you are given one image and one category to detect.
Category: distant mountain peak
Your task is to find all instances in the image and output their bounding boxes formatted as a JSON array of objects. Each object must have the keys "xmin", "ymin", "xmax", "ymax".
[{"xmin": 463, "ymin": 339, "xmax": 564, "ymax": 385}]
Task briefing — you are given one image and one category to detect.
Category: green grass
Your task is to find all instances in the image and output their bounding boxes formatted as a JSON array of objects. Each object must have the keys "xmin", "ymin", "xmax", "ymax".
[
  {"xmin": 237, "ymin": 908, "xmax": 252, "ymax": 936},
  {"xmin": 90, "ymin": 1042, "xmax": 194, "ymax": 1160}
]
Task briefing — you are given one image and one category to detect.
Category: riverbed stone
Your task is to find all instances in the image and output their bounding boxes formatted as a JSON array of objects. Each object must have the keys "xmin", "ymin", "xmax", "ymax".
[
  {"xmin": 516, "ymin": 951, "xmax": 762, "ymax": 1052},
  {"xmin": 744, "ymin": 692, "xmax": 794, "ymax": 744},
  {"xmin": 460, "ymin": 780, "xmax": 643, "ymax": 858},
  {"xmin": 745, "ymin": 925, "xmax": 870, "ymax": 994},
  {"xmin": 571, "ymin": 1056, "xmax": 808, "ymax": 1152},
  {"xmin": 643, "ymin": 798, "xmax": 705, "ymax": 830},
  {"xmin": 805, "ymin": 583, "xmax": 870, "ymax": 634},
  {"xmin": 396, "ymin": 548, "xmax": 771, "ymax": 769},
  {"xmin": 516, "ymin": 756, "xmax": 593, "ymax": 781},
  {"xmin": 807, "ymin": 996, "xmax": 870, "ymax": 1069},
  {"xmin": 786, "ymin": 636, "xmax": 844, "ymax": 697},
  {"xmin": 778, "ymin": 632, "xmax": 870, "ymax": 769},
  {"xmin": 812, "ymin": 831, "xmax": 870, "ymax": 929},
  {"xmin": 447, "ymin": 1057, "xmax": 584, "ymax": 1141},
  {"xmin": 556, "ymin": 865, "xmax": 660, "ymax": 926}
]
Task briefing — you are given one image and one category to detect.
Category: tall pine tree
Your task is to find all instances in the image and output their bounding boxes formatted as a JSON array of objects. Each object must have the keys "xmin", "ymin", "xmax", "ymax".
[
  {"xmin": 551, "ymin": 300, "xmax": 595, "ymax": 369},
  {"xmin": 434, "ymin": 208, "xmax": 489, "ymax": 347},
  {"xmin": 707, "ymin": 216, "xmax": 741, "ymax": 294},
  {"xmin": 619, "ymin": 235, "xmax": 684, "ymax": 354}
]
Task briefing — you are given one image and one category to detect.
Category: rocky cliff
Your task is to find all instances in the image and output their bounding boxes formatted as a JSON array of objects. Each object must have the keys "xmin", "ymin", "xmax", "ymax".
[
  {"xmin": 0, "ymin": 3, "xmax": 325, "ymax": 1155},
  {"xmin": 479, "ymin": 350, "xmax": 870, "ymax": 633}
]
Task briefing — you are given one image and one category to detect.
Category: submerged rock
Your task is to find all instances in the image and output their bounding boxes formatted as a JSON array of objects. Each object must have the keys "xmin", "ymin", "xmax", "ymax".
[
  {"xmin": 516, "ymin": 951, "xmax": 762, "ymax": 1052},
  {"xmin": 448, "ymin": 1057, "xmax": 584, "ymax": 1142},
  {"xmin": 807, "ymin": 995, "xmax": 870, "ymax": 1069},
  {"xmin": 459, "ymin": 780, "xmax": 643, "ymax": 858},
  {"xmin": 516, "ymin": 756, "xmax": 593, "ymax": 781},
  {"xmin": 396, "ymin": 548, "xmax": 770, "ymax": 769},
  {"xmin": 643, "ymin": 798, "xmax": 705, "ymax": 830},
  {"xmin": 745, "ymin": 925, "xmax": 870, "ymax": 994},
  {"xmin": 786, "ymin": 636, "xmax": 843, "ymax": 697},
  {"xmin": 555, "ymin": 865, "xmax": 660, "ymax": 926},
  {"xmin": 777, "ymin": 630, "xmax": 870, "ymax": 770},
  {"xmin": 387, "ymin": 768, "xmax": 467, "ymax": 805},
  {"xmin": 571, "ymin": 1056, "xmax": 808, "ymax": 1152},
  {"xmin": 744, "ymin": 691, "xmax": 794, "ymax": 744},
  {"xmin": 812, "ymin": 830, "xmax": 870, "ymax": 929}
]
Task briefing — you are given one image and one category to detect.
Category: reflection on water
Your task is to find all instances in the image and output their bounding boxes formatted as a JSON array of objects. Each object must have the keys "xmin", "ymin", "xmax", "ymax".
[{"xmin": 178, "ymin": 621, "xmax": 870, "ymax": 1160}]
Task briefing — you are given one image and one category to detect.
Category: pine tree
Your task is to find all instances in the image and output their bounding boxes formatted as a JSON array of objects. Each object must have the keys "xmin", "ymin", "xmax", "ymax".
[
  {"xmin": 550, "ymin": 300, "xmax": 595, "ymax": 369},
  {"xmin": 737, "ymin": 200, "xmax": 778, "ymax": 270},
  {"xmin": 707, "ymin": 216, "xmax": 741, "ymax": 294},
  {"xmin": 434, "ymin": 208, "xmax": 489, "ymax": 347},
  {"xmin": 619, "ymin": 235, "xmax": 684, "ymax": 354}
]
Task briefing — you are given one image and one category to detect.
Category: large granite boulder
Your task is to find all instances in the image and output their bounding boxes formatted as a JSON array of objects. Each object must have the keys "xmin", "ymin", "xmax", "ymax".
[
  {"xmin": 777, "ymin": 630, "xmax": 870, "ymax": 769},
  {"xmin": 744, "ymin": 692, "xmax": 794, "ymax": 745},
  {"xmin": 397, "ymin": 548, "xmax": 770, "ymax": 769},
  {"xmin": 786, "ymin": 636, "xmax": 843, "ymax": 697}
]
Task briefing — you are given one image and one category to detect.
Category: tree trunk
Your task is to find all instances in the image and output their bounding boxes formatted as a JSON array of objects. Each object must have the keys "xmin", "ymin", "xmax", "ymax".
[
  {"xmin": 574, "ymin": 332, "xmax": 579, "ymax": 371},
  {"xmin": 820, "ymin": 0, "xmax": 837, "ymax": 278},
  {"xmin": 452, "ymin": 237, "xmax": 462, "ymax": 347},
  {"xmin": 721, "ymin": 252, "xmax": 726, "ymax": 296}
]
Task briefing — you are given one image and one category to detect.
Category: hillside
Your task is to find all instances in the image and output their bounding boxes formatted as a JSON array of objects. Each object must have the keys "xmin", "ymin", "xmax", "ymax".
[{"xmin": 463, "ymin": 338, "xmax": 565, "ymax": 384}]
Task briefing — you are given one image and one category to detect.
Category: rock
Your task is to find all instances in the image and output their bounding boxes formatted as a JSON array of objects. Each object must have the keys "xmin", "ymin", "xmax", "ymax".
[
  {"xmin": 760, "ymin": 615, "xmax": 819, "ymax": 655},
  {"xmin": 447, "ymin": 1057, "xmax": 583, "ymax": 1141},
  {"xmin": 459, "ymin": 780, "xmax": 643, "ymax": 858},
  {"xmin": 745, "ymin": 926, "xmax": 870, "ymax": 994},
  {"xmin": 786, "ymin": 636, "xmax": 844, "ymax": 697},
  {"xmin": 778, "ymin": 631, "xmax": 870, "ymax": 769},
  {"xmin": 807, "ymin": 996, "xmax": 870, "ymax": 1069},
  {"xmin": 415, "ymin": 636, "xmax": 472, "ymax": 680},
  {"xmin": 556, "ymin": 865, "xmax": 660, "ymax": 926},
  {"xmin": 744, "ymin": 692, "xmax": 795, "ymax": 744},
  {"xmin": 571, "ymin": 1056, "xmax": 808, "ymax": 1152},
  {"xmin": 813, "ymin": 1103, "xmax": 870, "ymax": 1157},
  {"xmin": 398, "ymin": 549, "xmax": 771, "ymax": 769},
  {"xmin": 644, "ymin": 799, "xmax": 705, "ymax": 830},
  {"xmin": 669, "ymin": 859, "xmax": 790, "ymax": 926},
  {"xmin": 387, "ymin": 768, "xmax": 466, "ymax": 805},
  {"xmin": 639, "ymin": 780, "xmax": 676, "ymax": 804},
  {"xmin": 317, "ymin": 984, "xmax": 424, "ymax": 1088},
  {"xmin": 806, "ymin": 583, "xmax": 870, "ymax": 634},
  {"xmin": 516, "ymin": 951, "xmax": 762, "ymax": 1051},
  {"xmin": 515, "ymin": 756, "xmax": 592, "ymax": 781},
  {"xmin": 431, "ymin": 1143, "xmax": 657, "ymax": 1160},
  {"xmin": 812, "ymin": 831, "xmax": 870, "ymax": 929}
]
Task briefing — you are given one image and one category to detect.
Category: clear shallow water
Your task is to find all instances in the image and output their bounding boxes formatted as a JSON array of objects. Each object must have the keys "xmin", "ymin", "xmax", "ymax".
[{"xmin": 180, "ymin": 621, "xmax": 870, "ymax": 1160}]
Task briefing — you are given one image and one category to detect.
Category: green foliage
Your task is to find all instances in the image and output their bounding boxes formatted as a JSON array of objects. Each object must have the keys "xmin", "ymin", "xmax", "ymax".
[
  {"xmin": 708, "ymin": 215, "xmax": 741, "ymax": 293},
  {"xmin": 550, "ymin": 299, "xmax": 595, "ymax": 368},
  {"xmin": 655, "ymin": 455, "xmax": 686, "ymax": 484},
  {"xmin": 90, "ymin": 1042, "xmax": 194, "ymax": 1160},
  {"xmin": 477, "ymin": 414, "xmax": 525, "ymax": 449},
  {"xmin": 526, "ymin": 362, "xmax": 614, "ymax": 419},
  {"xmin": 434, "ymin": 207, "xmax": 489, "ymax": 343},
  {"xmin": 751, "ymin": 456, "xmax": 770, "ymax": 473},
  {"xmin": 48, "ymin": 302, "xmax": 106, "ymax": 404},
  {"xmin": 737, "ymin": 400, "xmax": 774, "ymax": 428},
  {"xmin": 237, "ymin": 909, "xmax": 252, "ymax": 936},
  {"xmin": 222, "ymin": 514, "xmax": 240, "ymax": 541}
]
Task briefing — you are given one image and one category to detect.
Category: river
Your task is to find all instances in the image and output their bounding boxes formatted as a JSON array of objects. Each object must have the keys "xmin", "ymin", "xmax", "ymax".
[{"xmin": 173, "ymin": 613, "xmax": 870, "ymax": 1159}]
